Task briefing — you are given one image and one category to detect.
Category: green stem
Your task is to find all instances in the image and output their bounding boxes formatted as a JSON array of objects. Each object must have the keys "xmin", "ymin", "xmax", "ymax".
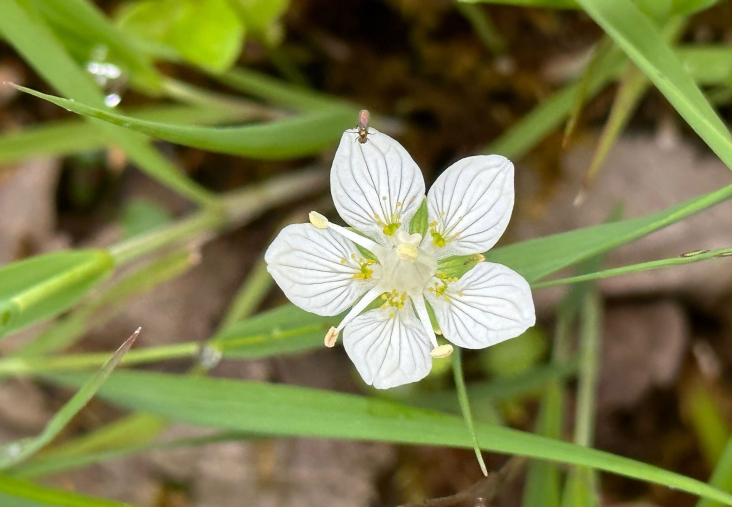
[{"xmin": 452, "ymin": 348, "xmax": 488, "ymax": 476}]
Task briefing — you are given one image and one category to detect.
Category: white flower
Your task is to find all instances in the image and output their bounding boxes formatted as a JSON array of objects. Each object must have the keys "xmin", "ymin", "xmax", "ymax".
[{"xmin": 265, "ymin": 127, "xmax": 535, "ymax": 389}]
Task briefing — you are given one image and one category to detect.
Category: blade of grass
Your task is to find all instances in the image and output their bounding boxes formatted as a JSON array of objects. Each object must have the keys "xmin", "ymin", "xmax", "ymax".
[
  {"xmin": 0, "ymin": 103, "xmax": 263, "ymax": 167},
  {"xmin": 44, "ymin": 369, "xmax": 732, "ymax": 505},
  {"xmin": 0, "ymin": 329, "xmax": 139, "ymax": 469},
  {"xmin": 457, "ymin": 3, "xmax": 507, "ymax": 54},
  {"xmin": 452, "ymin": 348, "xmax": 489, "ymax": 476},
  {"xmin": 681, "ymin": 377, "xmax": 730, "ymax": 468},
  {"xmin": 698, "ymin": 435, "xmax": 732, "ymax": 507},
  {"xmin": 0, "ymin": 250, "xmax": 114, "ymax": 340},
  {"xmin": 560, "ymin": 289, "xmax": 602, "ymax": 507},
  {"xmin": 0, "ymin": 475, "xmax": 137, "ymax": 507},
  {"xmin": 487, "ymin": 181, "xmax": 732, "ymax": 282},
  {"xmin": 0, "ymin": 0, "xmax": 214, "ymax": 206},
  {"xmin": 532, "ymin": 246, "xmax": 732, "ymax": 288},
  {"xmin": 14, "ymin": 249, "xmax": 196, "ymax": 357},
  {"xmin": 563, "ymin": 37, "xmax": 614, "ymax": 147},
  {"xmin": 14, "ymin": 86, "xmax": 355, "ymax": 160},
  {"xmin": 575, "ymin": 0, "xmax": 732, "ymax": 172}
]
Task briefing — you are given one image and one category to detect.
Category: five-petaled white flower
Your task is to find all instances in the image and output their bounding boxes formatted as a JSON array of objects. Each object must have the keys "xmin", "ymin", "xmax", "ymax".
[{"xmin": 265, "ymin": 127, "xmax": 536, "ymax": 389}]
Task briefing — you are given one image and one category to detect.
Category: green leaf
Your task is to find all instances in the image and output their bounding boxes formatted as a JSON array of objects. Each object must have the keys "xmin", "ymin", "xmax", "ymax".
[
  {"xmin": 229, "ymin": 0, "xmax": 289, "ymax": 44},
  {"xmin": 46, "ymin": 370, "xmax": 732, "ymax": 505},
  {"xmin": 575, "ymin": 0, "xmax": 732, "ymax": 172},
  {"xmin": 0, "ymin": 329, "xmax": 139, "ymax": 469},
  {"xmin": 698, "ymin": 435, "xmax": 732, "ymax": 507},
  {"xmin": 117, "ymin": 0, "xmax": 244, "ymax": 73},
  {"xmin": 16, "ymin": 86, "xmax": 355, "ymax": 159},
  {"xmin": 408, "ymin": 198, "xmax": 429, "ymax": 236},
  {"xmin": 0, "ymin": 476, "xmax": 135, "ymax": 507},
  {"xmin": 0, "ymin": 0, "xmax": 214, "ymax": 206},
  {"xmin": 30, "ymin": 0, "xmax": 163, "ymax": 92},
  {"xmin": 0, "ymin": 250, "xmax": 113, "ymax": 340},
  {"xmin": 487, "ymin": 182, "xmax": 732, "ymax": 282},
  {"xmin": 437, "ymin": 254, "xmax": 486, "ymax": 279},
  {"xmin": 213, "ymin": 304, "xmax": 335, "ymax": 358}
]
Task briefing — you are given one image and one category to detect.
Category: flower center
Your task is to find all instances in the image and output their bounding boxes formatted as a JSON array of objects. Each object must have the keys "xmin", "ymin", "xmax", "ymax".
[{"xmin": 376, "ymin": 232, "xmax": 436, "ymax": 296}]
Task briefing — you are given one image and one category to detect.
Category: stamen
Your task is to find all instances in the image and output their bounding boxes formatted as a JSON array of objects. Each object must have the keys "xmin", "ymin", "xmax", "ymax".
[
  {"xmin": 328, "ymin": 222, "xmax": 382, "ymax": 254},
  {"xmin": 309, "ymin": 211, "xmax": 329, "ymax": 229},
  {"xmin": 335, "ymin": 285, "xmax": 386, "ymax": 332},
  {"xmin": 324, "ymin": 327, "xmax": 339, "ymax": 347},
  {"xmin": 430, "ymin": 344, "xmax": 453, "ymax": 358},
  {"xmin": 411, "ymin": 294, "xmax": 439, "ymax": 348}
]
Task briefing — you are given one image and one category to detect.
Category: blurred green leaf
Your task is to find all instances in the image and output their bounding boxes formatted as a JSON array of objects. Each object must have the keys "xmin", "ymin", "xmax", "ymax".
[
  {"xmin": 576, "ymin": 0, "xmax": 732, "ymax": 172},
  {"xmin": 698, "ymin": 434, "xmax": 732, "ymax": 507},
  {"xmin": 0, "ymin": 476, "xmax": 135, "ymax": 507},
  {"xmin": 0, "ymin": 330, "xmax": 138, "ymax": 469},
  {"xmin": 682, "ymin": 378, "xmax": 730, "ymax": 468},
  {"xmin": 46, "ymin": 370, "xmax": 732, "ymax": 505},
  {"xmin": 0, "ymin": 250, "xmax": 113, "ymax": 340},
  {"xmin": 120, "ymin": 199, "xmax": 173, "ymax": 239},
  {"xmin": 483, "ymin": 328, "xmax": 547, "ymax": 378},
  {"xmin": 17, "ymin": 86, "xmax": 354, "ymax": 159},
  {"xmin": 117, "ymin": 0, "xmax": 244, "ymax": 72},
  {"xmin": 228, "ymin": 0, "xmax": 289, "ymax": 45},
  {"xmin": 31, "ymin": 0, "xmax": 163, "ymax": 92},
  {"xmin": 0, "ymin": 0, "xmax": 214, "ymax": 206}
]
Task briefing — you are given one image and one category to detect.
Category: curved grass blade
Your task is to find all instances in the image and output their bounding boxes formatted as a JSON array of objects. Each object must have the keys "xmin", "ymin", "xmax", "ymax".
[
  {"xmin": 0, "ymin": 250, "xmax": 114, "ymax": 340},
  {"xmin": 0, "ymin": 0, "xmax": 214, "ymax": 206},
  {"xmin": 0, "ymin": 329, "xmax": 139, "ymax": 470},
  {"xmin": 14, "ymin": 86, "xmax": 355, "ymax": 159},
  {"xmin": 452, "ymin": 348, "xmax": 488, "ymax": 476},
  {"xmin": 488, "ymin": 182, "xmax": 732, "ymax": 282},
  {"xmin": 532, "ymin": 246, "xmax": 732, "ymax": 288},
  {"xmin": 0, "ymin": 104, "xmax": 260, "ymax": 167},
  {"xmin": 0, "ymin": 475, "xmax": 136, "ymax": 507},
  {"xmin": 575, "ymin": 0, "xmax": 732, "ymax": 172},
  {"xmin": 698, "ymin": 435, "xmax": 732, "ymax": 507},
  {"xmin": 45, "ymin": 370, "xmax": 732, "ymax": 505}
]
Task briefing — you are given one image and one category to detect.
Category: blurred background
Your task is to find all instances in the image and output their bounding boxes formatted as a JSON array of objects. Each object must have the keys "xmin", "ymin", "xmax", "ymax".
[{"xmin": 2, "ymin": 0, "xmax": 732, "ymax": 506}]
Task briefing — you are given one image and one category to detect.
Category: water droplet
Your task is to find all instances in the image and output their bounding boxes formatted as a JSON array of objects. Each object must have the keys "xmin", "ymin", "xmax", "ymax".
[
  {"xmin": 199, "ymin": 345, "xmax": 222, "ymax": 370},
  {"xmin": 104, "ymin": 93, "xmax": 121, "ymax": 108}
]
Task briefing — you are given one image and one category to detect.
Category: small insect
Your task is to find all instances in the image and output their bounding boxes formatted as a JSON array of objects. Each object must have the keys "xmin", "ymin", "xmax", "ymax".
[
  {"xmin": 356, "ymin": 109, "xmax": 370, "ymax": 144},
  {"xmin": 681, "ymin": 249, "xmax": 709, "ymax": 258}
]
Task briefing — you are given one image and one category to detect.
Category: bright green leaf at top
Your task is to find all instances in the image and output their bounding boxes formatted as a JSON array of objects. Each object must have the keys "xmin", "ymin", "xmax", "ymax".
[
  {"xmin": 230, "ymin": 0, "xmax": 290, "ymax": 45},
  {"xmin": 0, "ymin": 250, "xmax": 114, "ymax": 340},
  {"xmin": 117, "ymin": 0, "xmax": 244, "ymax": 73}
]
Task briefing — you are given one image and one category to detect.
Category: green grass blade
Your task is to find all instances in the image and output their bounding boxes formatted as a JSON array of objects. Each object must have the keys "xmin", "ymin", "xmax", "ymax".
[
  {"xmin": 0, "ymin": 0, "xmax": 214, "ymax": 206},
  {"xmin": 575, "ymin": 0, "xmax": 732, "ymax": 172},
  {"xmin": 0, "ymin": 329, "xmax": 139, "ymax": 469},
  {"xmin": 0, "ymin": 250, "xmax": 114, "ymax": 340},
  {"xmin": 532, "ymin": 247, "xmax": 732, "ymax": 288},
  {"xmin": 44, "ymin": 370, "xmax": 732, "ymax": 505},
  {"xmin": 698, "ymin": 436, "xmax": 732, "ymax": 507},
  {"xmin": 0, "ymin": 103, "xmax": 263, "ymax": 166},
  {"xmin": 452, "ymin": 348, "xmax": 488, "ymax": 476},
  {"xmin": 678, "ymin": 46, "xmax": 732, "ymax": 85},
  {"xmin": 487, "ymin": 182, "xmax": 732, "ymax": 282},
  {"xmin": 15, "ymin": 86, "xmax": 355, "ymax": 159},
  {"xmin": 0, "ymin": 475, "xmax": 136, "ymax": 507},
  {"xmin": 457, "ymin": 3, "xmax": 507, "ymax": 54},
  {"xmin": 560, "ymin": 289, "xmax": 603, "ymax": 507},
  {"xmin": 15, "ymin": 249, "xmax": 196, "ymax": 357}
]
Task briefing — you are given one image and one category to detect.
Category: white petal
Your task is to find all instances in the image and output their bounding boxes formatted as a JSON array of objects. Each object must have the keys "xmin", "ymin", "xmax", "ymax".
[
  {"xmin": 265, "ymin": 224, "xmax": 380, "ymax": 316},
  {"xmin": 331, "ymin": 128, "xmax": 426, "ymax": 245},
  {"xmin": 426, "ymin": 155, "xmax": 514, "ymax": 257},
  {"xmin": 426, "ymin": 262, "xmax": 535, "ymax": 349},
  {"xmin": 343, "ymin": 302, "xmax": 433, "ymax": 389}
]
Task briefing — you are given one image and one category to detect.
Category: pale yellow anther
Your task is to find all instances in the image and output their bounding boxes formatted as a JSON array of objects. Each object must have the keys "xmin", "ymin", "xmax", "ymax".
[
  {"xmin": 324, "ymin": 327, "xmax": 339, "ymax": 348},
  {"xmin": 309, "ymin": 211, "xmax": 329, "ymax": 229},
  {"xmin": 430, "ymin": 344, "xmax": 453, "ymax": 358}
]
